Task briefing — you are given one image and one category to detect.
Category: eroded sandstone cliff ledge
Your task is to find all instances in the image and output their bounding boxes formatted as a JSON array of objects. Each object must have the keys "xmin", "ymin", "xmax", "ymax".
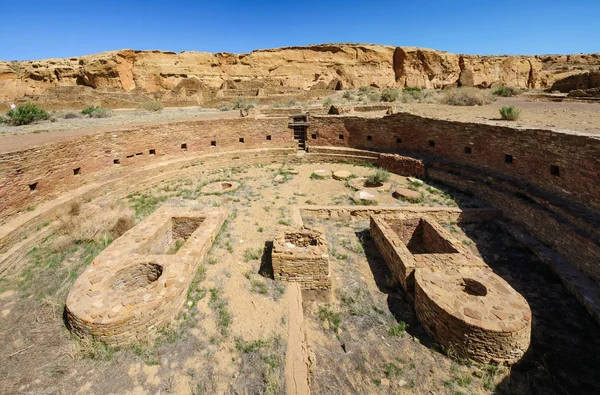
[{"xmin": 1, "ymin": 44, "xmax": 598, "ymax": 109}]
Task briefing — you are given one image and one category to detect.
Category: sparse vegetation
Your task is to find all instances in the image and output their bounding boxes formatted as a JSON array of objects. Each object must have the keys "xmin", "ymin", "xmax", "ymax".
[
  {"xmin": 81, "ymin": 105, "xmax": 112, "ymax": 118},
  {"xmin": 233, "ymin": 97, "xmax": 259, "ymax": 111},
  {"xmin": 233, "ymin": 335, "xmax": 285, "ymax": 394},
  {"xmin": 139, "ymin": 100, "xmax": 163, "ymax": 112},
  {"xmin": 127, "ymin": 192, "xmax": 168, "ymax": 219},
  {"xmin": 439, "ymin": 87, "xmax": 494, "ymax": 106},
  {"xmin": 317, "ymin": 304, "xmax": 343, "ymax": 332},
  {"xmin": 493, "ymin": 86, "xmax": 519, "ymax": 97},
  {"xmin": 209, "ymin": 287, "xmax": 232, "ymax": 336},
  {"xmin": 243, "ymin": 247, "xmax": 263, "ymax": 262},
  {"xmin": 380, "ymin": 88, "xmax": 400, "ymax": 102},
  {"xmin": 2, "ymin": 103, "xmax": 50, "ymax": 125},
  {"xmin": 366, "ymin": 169, "xmax": 391, "ymax": 186},
  {"xmin": 323, "ymin": 97, "xmax": 333, "ymax": 107},
  {"xmin": 389, "ymin": 321, "xmax": 408, "ymax": 337},
  {"xmin": 499, "ymin": 105, "xmax": 521, "ymax": 120}
]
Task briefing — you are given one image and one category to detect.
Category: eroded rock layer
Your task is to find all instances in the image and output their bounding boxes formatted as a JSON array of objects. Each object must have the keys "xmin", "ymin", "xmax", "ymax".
[{"xmin": 1, "ymin": 44, "xmax": 599, "ymax": 108}]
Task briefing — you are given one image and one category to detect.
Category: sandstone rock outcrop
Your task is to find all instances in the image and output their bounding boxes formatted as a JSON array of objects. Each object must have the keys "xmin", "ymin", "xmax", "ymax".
[{"xmin": 1, "ymin": 44, "xmax": 598, "ymax": 109}]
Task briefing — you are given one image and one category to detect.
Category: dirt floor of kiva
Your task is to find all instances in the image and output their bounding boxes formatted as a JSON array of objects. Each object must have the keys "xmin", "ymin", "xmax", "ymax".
[{"xmin": 1, "ymin": 162, "xmax": 599, "ymax": 395}]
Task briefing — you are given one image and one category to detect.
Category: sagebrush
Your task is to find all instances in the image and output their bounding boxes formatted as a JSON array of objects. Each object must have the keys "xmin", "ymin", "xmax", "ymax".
[
  {"xmin": 499, "ymin": 105, "xmax": 521, "ymax": 120},
  {"xmin": 2, "ymin": 103, "xmax": 49, "ymax": 125}
]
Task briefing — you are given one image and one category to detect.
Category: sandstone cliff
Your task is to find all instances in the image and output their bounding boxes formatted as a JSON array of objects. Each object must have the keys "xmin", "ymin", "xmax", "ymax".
[{"xmin": 1, "ymin": 44, "xmax": 598, "ymax": 109}]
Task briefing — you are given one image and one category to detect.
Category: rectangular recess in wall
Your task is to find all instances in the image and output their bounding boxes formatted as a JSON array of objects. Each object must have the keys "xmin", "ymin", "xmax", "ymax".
[
  {"xmin": 550, "ymin": 165, "xmax": 560, "ymax": 176},
  {"xmin": 505, "ymin": 154, "xmax": 513, "ymax": 164},
  {"xmin": 464, "ymin": 147, "xmax": 472, "ymax": 154},
  {"xmin": 211, "ymin": 141, "xmax": 216, "ymax": 147},
  {"xmin": 135, "ymin": 152, "xmax": 143, "ymax": 156},
  {"xmin": 29, "ymin": 182, "xmax": 38, "ymax": 191},
  {"xmin": 126, "ymin": 154, "xmax": 134, "ymax": 159},
  {"xmin": 338, "ymin": 134, "xmax": 344, "ymax": 140},
  {"xmin": 266, "ymin": 135, "xmax": 272, "ymax": 141},
  {"xmin": 428, "ymin": 140, "xmax": 435, "ymax": 147},
  {"xmin": 367, "ymin": 135, "xmax": 372, "ymax": 141},
  {"xmin": 396, "ymin": 138, "xmax": 402, "ymax": 144},
  {"xmin": 181, "ymin": 143, "xmax": 187, "ymax": 150},
  {"xmin": 113, "ymin": 159, "xmax": 120, "ymax": 165},
  {"xmin": 239, "ymin": 137, "xmax": 245, "ymax": 143},
  {"xmin": 311, "ymin": 134, "xmax": 317, "ymax": 140},
  {"xmin": 149, "ymin": 149, "xmax": 156, "ymax": 155},
  {"xmin": 73, "ymin": 167, "xmax": 81, "ymax": 175}
]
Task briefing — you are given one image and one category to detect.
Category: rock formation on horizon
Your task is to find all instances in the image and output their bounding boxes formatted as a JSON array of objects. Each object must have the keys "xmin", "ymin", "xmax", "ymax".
[{"xmin": 1, "ymin": 44, "xmax": 598, "ymax": 109}]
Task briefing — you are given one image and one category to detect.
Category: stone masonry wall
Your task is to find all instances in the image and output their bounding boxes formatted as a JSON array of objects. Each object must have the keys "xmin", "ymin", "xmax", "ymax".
[
  {"xmin": 0, "ymin": 117, "xmax": 293, "ymax": 220},
  {"xmin": 309, "ymin": 113, "xmax": 600, "ymax": 286}
]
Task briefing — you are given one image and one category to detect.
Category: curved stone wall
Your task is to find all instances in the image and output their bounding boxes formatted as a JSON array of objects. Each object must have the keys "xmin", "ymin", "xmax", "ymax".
[
  {"xmin": 415, "ymin": 266, "xmax": 531, "ymax": 364},
  {"xmin": 66, "ymin": 206, "xmax": 227, "ymax": 346},
  {"xmin": 0, "ymin": 111, "xmax": 598, "ymax": 321}
]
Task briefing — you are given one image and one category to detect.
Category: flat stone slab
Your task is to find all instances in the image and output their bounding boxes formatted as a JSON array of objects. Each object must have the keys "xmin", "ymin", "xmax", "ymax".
[
  {"xmin": 200, "ymin": 180, "xmax": 240, "ymax": 194},
  {"xmin": 393, "ymin": 188, "xmax": 423, "ymax": 201},
  {"xmin": 353, "ymin": 190, "xmax": 378, "ymax": 203},
  {"xmin": 332, "ymin": 170, "xmax": 353, "ymax": 180},
  {"xmin": 311, "ymin": 169, "xmax": 332, "ymax": 179}
]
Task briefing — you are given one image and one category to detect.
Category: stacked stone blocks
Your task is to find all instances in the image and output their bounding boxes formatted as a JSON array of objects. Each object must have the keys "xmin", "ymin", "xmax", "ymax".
[
  {"xmin": 65, "ymin": 206, "xmax": 227, "ymax": 346},
  {"xmin": 272, "ymin": 229, "xmax": 331, "ymax": 290},
  {"xmin": 370, "ymin": 213, "xmax": 531, "ymax": 364}
]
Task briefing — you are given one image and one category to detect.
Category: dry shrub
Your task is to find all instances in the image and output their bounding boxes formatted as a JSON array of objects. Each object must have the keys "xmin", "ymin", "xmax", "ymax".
[
  {"xmin": 55, "ymin": 202, "xmax": 135, "ymax": 248},
  {"xmin": 439, "ymin": 87, "xmax": 494, "ymax": 106},
  {"xmin": 112, "ymin": 215, "xmax": 136, "ymax": 237},
  {"xmin": 69, "ymin": 201, "xmax": 81, "ymax": 216}
]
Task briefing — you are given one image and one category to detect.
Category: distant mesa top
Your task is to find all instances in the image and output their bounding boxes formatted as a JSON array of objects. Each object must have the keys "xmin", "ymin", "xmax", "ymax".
[{"xmin": 1, "ymin": 44, "xmax": 598, "ymax": 109}]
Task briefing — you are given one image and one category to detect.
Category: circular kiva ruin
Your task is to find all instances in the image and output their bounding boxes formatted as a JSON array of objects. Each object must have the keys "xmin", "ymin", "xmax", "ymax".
[{"xmin": 0, "ymin": 102, "xmax": 598, "ymax": 393}]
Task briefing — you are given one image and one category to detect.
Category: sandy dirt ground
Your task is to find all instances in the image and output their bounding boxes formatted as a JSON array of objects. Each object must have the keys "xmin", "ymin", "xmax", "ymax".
[
  {"xmin": 1, "ymin": 161, "xmax": 598, "ymax": 394},
  {"xmin": 399, "ymin": 96, "xmax": 600, "ymax": 134}
]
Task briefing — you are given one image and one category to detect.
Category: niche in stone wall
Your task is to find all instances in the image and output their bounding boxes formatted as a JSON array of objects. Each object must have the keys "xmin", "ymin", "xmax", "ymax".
[{"xmin": 73, "ymin": 167, "xmax": 81, "ymax": 175}]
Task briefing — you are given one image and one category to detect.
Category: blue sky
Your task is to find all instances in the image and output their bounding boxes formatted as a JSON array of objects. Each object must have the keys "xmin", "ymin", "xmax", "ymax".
[{"xmin": 0, "ymin": 0, "xmax": 598, "ymax": 60}]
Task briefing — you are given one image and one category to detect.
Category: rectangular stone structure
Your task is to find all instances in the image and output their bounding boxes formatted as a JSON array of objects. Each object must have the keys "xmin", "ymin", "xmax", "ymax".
[
  {"xmin": 272, "ymin": 229, "xmax": 331, "ymax": 290},
  {"xmin": 370, "ymin": 214, "xmax": 483, "ymax": 296}
]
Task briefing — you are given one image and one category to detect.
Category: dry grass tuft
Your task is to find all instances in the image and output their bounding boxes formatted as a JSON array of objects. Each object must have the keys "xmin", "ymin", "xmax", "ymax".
[
  {"xmin": 55, "ymin": 202, "xmax": 135, "ymax": 246},
  {"xmin": 439, "ymin": 87, "xmax": 495, "ymax": 106}
]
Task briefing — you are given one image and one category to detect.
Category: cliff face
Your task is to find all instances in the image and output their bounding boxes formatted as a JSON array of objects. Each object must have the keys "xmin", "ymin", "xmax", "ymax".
[{"xmin": 1, "ymin": 44, "xmax": 599, "ymax": 108}]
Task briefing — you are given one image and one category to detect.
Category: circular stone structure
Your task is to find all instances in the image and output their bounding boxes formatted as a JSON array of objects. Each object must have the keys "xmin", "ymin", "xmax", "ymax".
[
  {"xmin": 393, "ymin": 187, "xmax": 423, "ymax": 202},
  {"xmin": 348, "ymin": 177, "xmax": 391, "ymax": 192},
  {"xmin": 311, "ymin": 169, "xmax": 333, "ymax": 179},
  {"xmin": 414, "ymin": 266, "xmax": 531, "ymax": 364},
  {"xmin": 332, "ymin": 170, "xmax": 353, "ymax": 180},
  {"xmin": 199, "ymin": 180, "xmax": 240, "ymax": 194}
]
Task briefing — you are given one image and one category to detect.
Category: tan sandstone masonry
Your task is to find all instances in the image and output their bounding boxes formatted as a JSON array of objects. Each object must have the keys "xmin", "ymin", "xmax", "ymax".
[
  {"xmin": 66, "ymin": 206, "xmax": 227, "ymax": 346},
  {"xmin": 0, "ymin": 116, "xmax": 293, "ymax": 220},
  {"xmin": 307, "ymin": 113, "xmax": 600, "ymax": 288},
  {"xmin": 370, "ymin": 214, "xmax": 531, "ymax": 364},
  {"xmin": 272, "ymin": 229, "xmax": 331, "ymax": 290}
]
